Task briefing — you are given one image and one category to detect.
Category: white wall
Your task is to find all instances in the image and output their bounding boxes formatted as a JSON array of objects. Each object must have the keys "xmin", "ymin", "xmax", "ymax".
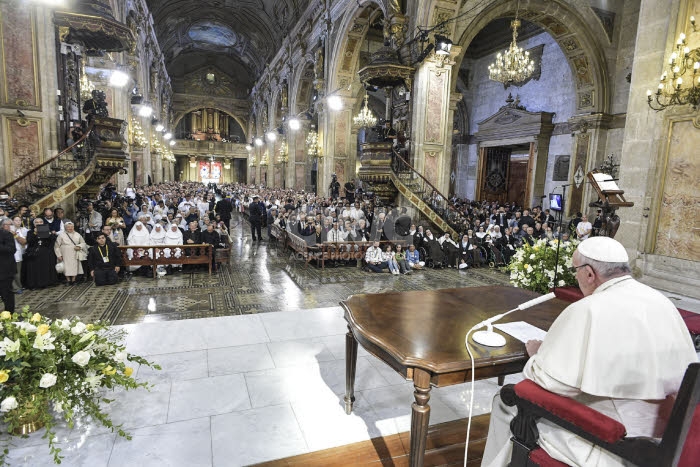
[{"xmin": 455, "ymin": 30, "xmax": 577, "ymax": 201}]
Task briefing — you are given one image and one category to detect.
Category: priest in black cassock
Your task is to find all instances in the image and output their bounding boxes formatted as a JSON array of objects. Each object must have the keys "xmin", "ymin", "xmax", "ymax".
[{"xmin": 23, "ymin": 218, "xmax": 58, "ymax": 289}]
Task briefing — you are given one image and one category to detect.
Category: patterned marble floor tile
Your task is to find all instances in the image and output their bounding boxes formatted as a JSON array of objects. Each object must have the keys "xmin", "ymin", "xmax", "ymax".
[{"xmin": 10, "ymin": 212, "xmax": 512, "ymax": 325}]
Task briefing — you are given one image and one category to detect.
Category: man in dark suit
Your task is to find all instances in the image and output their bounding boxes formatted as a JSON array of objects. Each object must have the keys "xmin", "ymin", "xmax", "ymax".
[
  {"xmin": 0, "ymin": 219, "xmax": 17, "ymax": 312},
  {"xmin": 518, "ymin": 209, "xmax": 536, "ymax": 232},
  {"xmin": 215, "ymin": 195, "xmax": 233, "ymax": 230},
  {"xmin": 248, "ymin": 195, "xmax": 264, "ymax": 241}
]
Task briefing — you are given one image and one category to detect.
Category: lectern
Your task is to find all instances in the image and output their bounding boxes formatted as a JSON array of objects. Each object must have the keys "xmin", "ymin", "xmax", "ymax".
[{"xmin": 587, "ymin": 170, "xmax": 634, "ymax": 238}]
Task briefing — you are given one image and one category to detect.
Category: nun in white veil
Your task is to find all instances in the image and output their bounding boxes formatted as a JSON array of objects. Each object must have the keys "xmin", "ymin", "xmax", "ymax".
[
  {"xmin": 149, "ymin": 223, "xmax": 167, "ymax": 245},
  {"xmin": 164, "ymin": 223, "xmax": 184, "ymax": 272},
  {"xmin": 126, "ymin": 221, "xmax": 151, "ymax": 262}
]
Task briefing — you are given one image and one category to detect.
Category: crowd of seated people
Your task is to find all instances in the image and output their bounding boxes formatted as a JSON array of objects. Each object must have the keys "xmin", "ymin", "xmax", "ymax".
[{"xmin": 0, "ymin": 181, "xmax": 234, "ymax": 293}]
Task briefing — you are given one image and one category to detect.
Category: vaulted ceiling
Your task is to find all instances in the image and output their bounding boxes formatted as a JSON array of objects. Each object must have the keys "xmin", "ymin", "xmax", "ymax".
[{"xmin": 145, "ymin": 0, "xmax": 312, "ymax": 86}]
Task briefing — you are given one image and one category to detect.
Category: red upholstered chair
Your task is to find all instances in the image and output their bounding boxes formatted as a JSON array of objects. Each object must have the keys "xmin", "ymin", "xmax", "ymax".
[{"xmin": 502, "ymin": 363, "xmax": 700, "ymax": 467}]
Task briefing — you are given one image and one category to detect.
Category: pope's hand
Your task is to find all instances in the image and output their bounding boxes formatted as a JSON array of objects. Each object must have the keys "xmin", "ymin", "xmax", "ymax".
[{"xmin": 526, "ymin": 339, "xmax": 543, "ymax": 357}]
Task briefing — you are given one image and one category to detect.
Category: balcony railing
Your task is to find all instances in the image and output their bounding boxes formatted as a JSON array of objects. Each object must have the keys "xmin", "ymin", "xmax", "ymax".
[{"xmin": 171, "ymin": 139, "xmax": 249, "ymax": 157}]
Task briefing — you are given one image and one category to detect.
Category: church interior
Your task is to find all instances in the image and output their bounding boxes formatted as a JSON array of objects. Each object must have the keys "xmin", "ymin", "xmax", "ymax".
[{"xmin": 0, "ymin": 0, "xmax": 699, "ymax": 465}]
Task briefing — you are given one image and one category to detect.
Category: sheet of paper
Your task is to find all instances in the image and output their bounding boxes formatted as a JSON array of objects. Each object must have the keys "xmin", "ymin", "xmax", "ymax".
[
  {"xmin": 493, "ymin": 321, "xmax": 547, "ymax": 343},
  {"xmin": 592, "ymin": 172, "xmax": 620, "ymax": 192}
]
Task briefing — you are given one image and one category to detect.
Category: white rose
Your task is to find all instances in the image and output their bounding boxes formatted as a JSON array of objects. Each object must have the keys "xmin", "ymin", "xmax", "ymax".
[
  {"xmin": 71, "ymin": 322, "xmax": 87, "ymax": 335},
  {"xmin": 39, "ymin": 373, "xmax": 57, "ymax": 388},
  {"xmin": 558, "ymin": 280, "xmax": 566, "ymax": 287},
  {"xmin": 0, "ymin": 397, "xmax": 18, "ymax": 412},
  {"xmin": 57, "ymin": 320, "xmax": 71, "ymax": 331},
  {"xmin": 529, "ymin": 254, "xmax": 536, "ymax": 260},
  {"xmin": 113, "ymin": 351, "xmax": 128, "ymax": 363},
  {"xmin": 71, "ymin": 350, "xmax": 91, "ymax": 367},
  {"xmin": 53, "ymin": 401, "xmax": 64, "ymax": 413}
]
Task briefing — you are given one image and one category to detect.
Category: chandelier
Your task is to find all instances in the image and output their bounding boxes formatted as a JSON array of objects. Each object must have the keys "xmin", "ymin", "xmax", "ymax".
[
  {"xmin": 130, "ymin": 118, "xmax": 147, "ymax": 148},
  {"xmin": 79, "ymin": 61, "xmax": 95, "ymax": 101},
  {"xmin": 488, "ymin": 3, "xmax": 535, "ymax": 86},
  {"xmin": 278, "ymin": 138, "xmax": 289, "ymax": 163},
  {"xmin": 647, "ymin": 18, "xmax": 700, "ymax": 111},
  {"xmin": 306, "ymin": 128, "xmax": 322, "ymax": 159},
  {"xmin": 353, "ymin": 92, "xmax": 378, "ymax": 128}
]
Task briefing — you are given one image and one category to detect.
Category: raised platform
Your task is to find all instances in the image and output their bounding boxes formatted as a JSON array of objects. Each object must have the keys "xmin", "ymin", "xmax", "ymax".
[{"xmin": 254, "ymin": 414, "xmax": 490, "ymax": 466}]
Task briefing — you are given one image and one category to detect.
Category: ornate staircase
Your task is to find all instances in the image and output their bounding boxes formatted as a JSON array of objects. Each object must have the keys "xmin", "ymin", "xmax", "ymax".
[
  {"xmin": 0, "ymin": 117, "xmax": 128, "ymax": 216},
  {"xmin": 357, "ymin": 142, "xmax": 458, "ymax": 238}
]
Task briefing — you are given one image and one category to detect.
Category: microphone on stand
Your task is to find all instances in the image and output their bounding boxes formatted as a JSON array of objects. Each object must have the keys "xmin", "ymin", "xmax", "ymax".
[{"xmin": 468, "ymin": 292, "xmax": 556, "ymax": 347}]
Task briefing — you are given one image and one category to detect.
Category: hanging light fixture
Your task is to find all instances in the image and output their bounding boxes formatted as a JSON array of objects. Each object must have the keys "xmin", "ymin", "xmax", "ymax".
[
  {"xmin": 278, "ymin": 138, "xmax": 289, "ymax": 163},
  {"xmin": 306, "ymin": 127, "xmax": 321, "ymax": 159},
  {"xmin": 488, "ymin": 1, "xmax": 535, "ymax": 86},
  {"xmin": 79, "ymin": 62, "xmax": 95, "ymax": 101},
  {"xmin": 647, "ymin": 17, "xmax": 700, "ymax": 111},
  {"xmin": 130, "ymin": 118, "xmax": 147, "ymax": 148},
  {"xmin": 353, "ymin": 91, "xmax": 378, "ymax": 128}
]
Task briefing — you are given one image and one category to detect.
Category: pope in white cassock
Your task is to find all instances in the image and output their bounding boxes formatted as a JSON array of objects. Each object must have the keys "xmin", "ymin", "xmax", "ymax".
[{"xmin": 481, "ymin": 236, "xmax": 698, "ymax": 467}]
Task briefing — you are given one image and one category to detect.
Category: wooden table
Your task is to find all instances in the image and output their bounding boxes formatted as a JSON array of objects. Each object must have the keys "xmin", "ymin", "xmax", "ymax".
[{"xmin": 341, "ymin": 286, "xmax": 568, "ymax": 467}]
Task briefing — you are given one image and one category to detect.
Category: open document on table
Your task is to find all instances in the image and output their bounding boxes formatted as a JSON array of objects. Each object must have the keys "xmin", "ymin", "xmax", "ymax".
[{"xmin": 493, "ymin": 321, "xmax": 547, "ymax": 343}]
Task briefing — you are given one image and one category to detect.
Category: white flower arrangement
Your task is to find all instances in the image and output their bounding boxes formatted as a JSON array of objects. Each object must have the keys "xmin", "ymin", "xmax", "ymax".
[
  {"xmin": 506, "ymin": 238, "xmax": 580, "ymax": 294},
  {"xmin": 0, "ymin": 307, "xmax": 160, "ymax": 465}
]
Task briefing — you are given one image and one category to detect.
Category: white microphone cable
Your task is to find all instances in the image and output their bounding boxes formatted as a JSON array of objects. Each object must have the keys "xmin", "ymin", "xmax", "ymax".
[{"xmin": 462, "ymin": 292, "xmax": 555, "ymax": 467}]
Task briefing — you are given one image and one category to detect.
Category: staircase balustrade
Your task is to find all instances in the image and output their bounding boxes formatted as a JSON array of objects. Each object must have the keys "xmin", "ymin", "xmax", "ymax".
[{"xmin": 0, "ymin": 126, "xmax": 95, "ymax": 215}]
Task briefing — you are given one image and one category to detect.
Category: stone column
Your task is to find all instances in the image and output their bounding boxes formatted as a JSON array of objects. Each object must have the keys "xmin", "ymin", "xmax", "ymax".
[{"xmin": 409, "ymin": 46, "xmax": 461, "ymax": 194}]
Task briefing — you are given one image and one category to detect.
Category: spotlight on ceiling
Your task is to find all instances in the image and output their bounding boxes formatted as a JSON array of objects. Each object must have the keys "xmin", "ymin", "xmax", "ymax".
[
  {"xmin": 327, "ymin": 95, "xmax": 343, "ymax": 111},
  {"xmin": 435, "ymin": 35, "xmax": 453, "ymax": 56},
  {"xmin": 288, "ymin": 118, "xmax": 301, "ymax": 131},
  {"xmin": 266, "ymin": 131, "xmax": 277, "ymax": 142},
  {"xmin": 109, "ymin": 69, "xmax": 130, "ymax": 87},
  {"xmin": 254, "ymin": 137, "xmax": 264, "ymax": 146},
  {"xmin": 154, "ymin": 122, "xmax": 164, "ymax": 132},
  {"xmin": 169, "ymin": 140, "xmax": 176, "ymax": 146},
  {"xmin": 163, "ymin": 132, "xmax": 172, "ymax": 140},
  {"xmin": 138, "ymin": 105, "xmax": 153, "ymax": 118}
]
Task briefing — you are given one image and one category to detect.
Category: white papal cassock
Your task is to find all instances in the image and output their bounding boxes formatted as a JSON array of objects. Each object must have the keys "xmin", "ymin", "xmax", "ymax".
[{"xmin": 482, "ymin": 276, "xmax": 698, "ymax": 467}]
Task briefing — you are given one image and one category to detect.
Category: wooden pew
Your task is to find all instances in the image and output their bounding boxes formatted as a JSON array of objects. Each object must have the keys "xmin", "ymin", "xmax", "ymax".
[{"xmin": 118, "ymin": 244, "xmax": 213, "ymax": 278}]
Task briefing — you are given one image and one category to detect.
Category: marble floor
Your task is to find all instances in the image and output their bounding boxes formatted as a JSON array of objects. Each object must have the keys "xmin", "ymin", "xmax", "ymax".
[{"xmin": 3, "ymin": 213, "xmax": 699, "ymax": 466}]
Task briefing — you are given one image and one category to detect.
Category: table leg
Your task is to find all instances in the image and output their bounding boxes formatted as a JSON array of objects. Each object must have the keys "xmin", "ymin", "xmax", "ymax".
[
  {"xmin": 498, "ymin": 374, "xmax": 505, "ymax": 386},
  {"xmin": 344, "ymin": 326, "xmax": 358, "ymax": 415},
  {"xmin": 409, "ymin": 368, "xmax": 432, "ymax": 467}
]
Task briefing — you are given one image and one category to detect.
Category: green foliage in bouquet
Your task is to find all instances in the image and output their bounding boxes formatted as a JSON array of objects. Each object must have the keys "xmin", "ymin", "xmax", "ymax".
[
  {"xmin": 0, "ymin": 306, "xmax": 160, "ymax": 465},
  {"xmin": 506, "ymin": 238, "xmax": 580, "ymax": 294}
]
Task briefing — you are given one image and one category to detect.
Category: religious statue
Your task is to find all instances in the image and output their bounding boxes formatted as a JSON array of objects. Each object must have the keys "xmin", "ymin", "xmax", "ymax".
[
  {"xmin": 387, "ymin": 0, "xmax": 402, "ymax": 17},
  {"xmin": 281, "ymin": 80, "xmax": 288, "ymax": 109},
  {"xmin": 314, "ymin": 45, "xmax": 324, "ymax": 81}
]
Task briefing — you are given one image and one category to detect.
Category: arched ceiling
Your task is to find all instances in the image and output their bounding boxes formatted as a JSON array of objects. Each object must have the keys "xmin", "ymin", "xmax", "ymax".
[{"xmin": 145, "ymin": 0, "xmax": 312, "ymax": 81}]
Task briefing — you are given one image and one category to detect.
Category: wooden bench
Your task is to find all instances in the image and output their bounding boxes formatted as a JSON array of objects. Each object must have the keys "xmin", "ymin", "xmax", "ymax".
[
  {"xmin": 269, "ymin": 223, "xmax": 287, "ymax": 250},
  {"xmin": 285, "ymin": 231, "xmax": 315, "ymax": 266},
  {"xmin": 118, "ymin": 244, "xmax": 213, "ymax": 278}
]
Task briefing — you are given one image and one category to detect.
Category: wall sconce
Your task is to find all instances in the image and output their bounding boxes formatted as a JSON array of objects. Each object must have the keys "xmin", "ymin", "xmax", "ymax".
[
  {"xmin": 288, "ymin": 118, "xmax": 301, "ymax": 131},
  {"xmin": 647, "ymin": 17, "xmax": 700, "ymax": 111}
]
